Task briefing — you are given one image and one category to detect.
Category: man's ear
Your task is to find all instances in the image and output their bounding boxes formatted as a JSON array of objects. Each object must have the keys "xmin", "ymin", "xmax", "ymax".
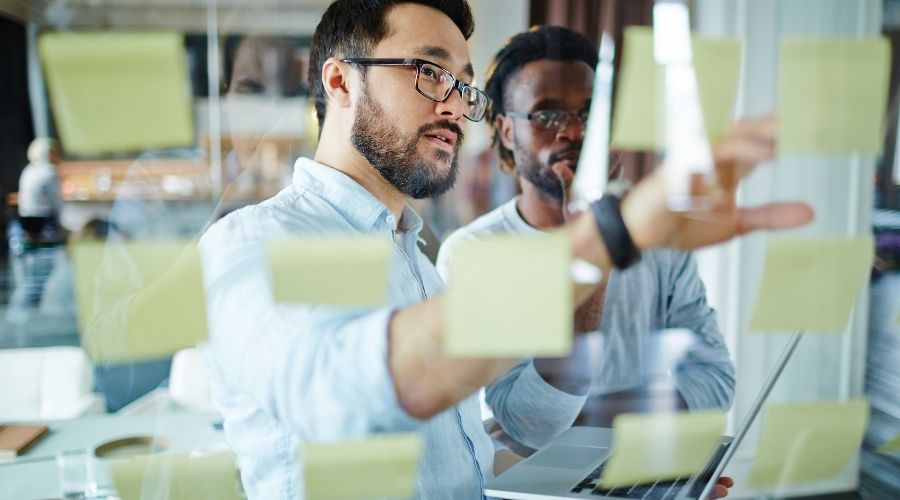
[
  {"xmin": 495, "ymin": 114, "xmax": 515, "ymax": 150},
  {"xmin": 321, "ymin": 57, "xmax": 353, "ymax": 109}
]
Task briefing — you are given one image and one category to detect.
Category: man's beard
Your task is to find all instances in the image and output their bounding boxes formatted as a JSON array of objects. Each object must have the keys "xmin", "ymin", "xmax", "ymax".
[
  {"xmin": 515, "ymin": 142, "xmax": 580, "ymax": 202},
  {"xmin": 351, "ymin": 87, "xmax": 463, "ymax": 199}
]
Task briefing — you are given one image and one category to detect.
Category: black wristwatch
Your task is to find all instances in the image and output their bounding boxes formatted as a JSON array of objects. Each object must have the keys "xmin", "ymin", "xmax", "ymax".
[{"xmin": 589, "ymin": 194, "xmax": 642, "ymax": 269}]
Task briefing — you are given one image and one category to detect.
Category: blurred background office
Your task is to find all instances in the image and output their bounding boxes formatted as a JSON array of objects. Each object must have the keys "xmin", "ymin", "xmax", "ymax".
[{"xmin": 0, "ymin": 1, "xmax": 897, "ymax": 499}]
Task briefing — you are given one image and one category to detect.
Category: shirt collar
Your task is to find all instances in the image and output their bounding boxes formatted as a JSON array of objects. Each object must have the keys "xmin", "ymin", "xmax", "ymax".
[
  {"xmin": 292, "ymin": 158, "xmax": 424, "ymax": 235},
  {"xmin": 501, "ymin": 196, "xmax": 543, "ymax": 235}
]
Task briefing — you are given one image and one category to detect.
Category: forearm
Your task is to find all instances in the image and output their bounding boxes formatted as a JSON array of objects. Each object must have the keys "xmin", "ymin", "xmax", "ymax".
[
  {"xmin": 486, "ymin": 360, "xmax": 588, "ymax": 449},
  {"xmin": 388, "ymin": 296, "xmax": 520, "ymax": 419}
]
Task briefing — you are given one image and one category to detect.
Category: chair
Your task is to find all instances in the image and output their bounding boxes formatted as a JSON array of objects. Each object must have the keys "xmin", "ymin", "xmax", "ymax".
[
  {"xmin": 117, "ymin": 347, "xmax": 218, "ymax": 415},
  {"xmin": 0, "ymin": 346, "xmax": 106, "ymax": 421}
]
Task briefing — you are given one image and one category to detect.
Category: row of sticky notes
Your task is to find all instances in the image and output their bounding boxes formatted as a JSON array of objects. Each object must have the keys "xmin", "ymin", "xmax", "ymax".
[
  {"xmin": 105, "ymin": 435, "xmax": 421, "ymax": 500},
  {"xmin": 70, "ymin": 233, "xmax": 576, "ymax": 363},
  {"xmin": 611, "ymin": 27, "xmax": 891, "ymax": 155},
  {"xmin": 70, "ymin": 232, "xmax": 874, "ymax": 364},
  {"xmin": 599, "ymin": 399, "xmax": 872, "ymax": 490}
]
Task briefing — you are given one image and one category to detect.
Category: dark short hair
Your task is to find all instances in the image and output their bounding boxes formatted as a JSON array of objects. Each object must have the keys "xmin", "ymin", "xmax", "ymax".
[
  {"xmin": 484, "ymin": 25, "xmax": 598, "ymax": 173},
  {"xmin": 308, "ymin": 0, "xmax": 475, "ymax": 133}
]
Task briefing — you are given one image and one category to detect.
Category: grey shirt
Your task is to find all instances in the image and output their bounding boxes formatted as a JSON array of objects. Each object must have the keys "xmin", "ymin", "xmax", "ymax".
[{"xmin": 437, "ymin": 197, "xmax": 735, "ymax": 449}]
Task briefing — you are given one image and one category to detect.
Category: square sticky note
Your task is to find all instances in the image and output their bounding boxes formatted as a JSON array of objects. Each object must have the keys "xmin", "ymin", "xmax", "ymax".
[
  {"xmin": 749, "ymin": 235, "xmax": 874, "ymax": 333},
  {"xmin": 748, "ymin": 399, "xmax": 869, "ymax": 488},
  {"xmin": 445, "ymin": 233, "xmax": 572, "ymax": 357},
  {"xmin": 71, "ymin": 240, "xmax": 208, "ymax": 362},
  {"xmin": 779, "ymin": 37, "xmax": 891, "ymax": 155},
  {"xmin": 39, "ymin": 32, "xmax": 194, "ymax": 156},
  {"xmin": 109, "ymin": 452, "xmax": 240, "ymax": 500},
  {"xmin": 266, "ymin": 236, "xmax": 391, "ymax": 307},
  {"xmin": 600, "ymin": 410, "xmax": 726, "ymax": 488},
  {"xmin": 303, "ymin": 433, "xmax": 421, "ymax": 499},
  {"xmin": 611, "ymin": 27, "xmax": 743, "ymax": 150}
]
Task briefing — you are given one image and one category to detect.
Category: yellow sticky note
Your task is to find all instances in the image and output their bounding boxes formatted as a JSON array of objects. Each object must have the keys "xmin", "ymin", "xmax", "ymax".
[
  {"xmin": 109, "ymin": 452, "xmax": 240, "ymax": 500},
  {"xmin": 39, "ymin": 32, "xmax": 194, "ymax": 156},
  {"xmin": 779, "ymin": 37, "xmax": 891, "ymax": 155},
  {"xmin": 445, "ymin": 233, "xmax": 572, "ymax": 357},
  {"xmin": 600, "ymin": 410, "xmax": 726, "ymax": 488},
  {"xmin": 71, "ymin": 241, "xmax": 208, "ymax": 362},
  {"xmin": 267, "ymin": 236, "xmax": 391, "ymax": 306},
  {"xmin": 303, "ymin": 433, "xmax": 421, "ymax": 500},
  {"xmin": 748, "ymin": 399, "xmax": 869, "ymax": 488},
  {"xmin": 878, "ymin": 433, "xmax": 900, "ymax": 454},
  {"xmin": 749, "ymin": 235, "xmax": 874, "ymax": 333},
  {"xmin": 611, "ymin": 27, "xmax": 742, "ymax": 150}
]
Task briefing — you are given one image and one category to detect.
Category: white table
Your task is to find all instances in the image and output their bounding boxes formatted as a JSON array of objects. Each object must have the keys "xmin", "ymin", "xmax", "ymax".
[{"xmin": 0, "ymin": 411, "xmax": 228, "ymax": 500}]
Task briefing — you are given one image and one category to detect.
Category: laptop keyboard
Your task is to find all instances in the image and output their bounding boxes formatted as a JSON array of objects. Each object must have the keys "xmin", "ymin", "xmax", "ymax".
[{"xmin": 570, "ymin": 461, "xmax": 689, "ymax": 499}]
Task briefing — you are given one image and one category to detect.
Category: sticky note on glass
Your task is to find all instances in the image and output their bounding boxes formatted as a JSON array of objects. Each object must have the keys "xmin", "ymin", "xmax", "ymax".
[
  {"xmin": 748, "ymin": 399, "xmax": 869, "ymax": 488},
  {"xmin": 266, "ymin": 236, "xmax": 390, "ymax": 306},
  {"xmin": 109, "ymin": 452, "xmax": 240, "ymax": 500},
  {"xmin": 749, "ymin": 235, "xmax": 874, "ymax": 333},
  {"xmin": 779, "ymin": 37, "xmax": 891, "ymax": 155},
  {"xmin": 303, "ymin": 433, "xmax": 421, "ymax": 499},
  {"xmin": 600, "ymin": 410, "xmax": 726, "ymax": 488},
  {"xmin": 39, "ymin": 32, "xmax": 194, "ymax": 156},
  {"xmin": 878, "ymin": 433, "xmax": 900, "ymax": 454},
  {"xmin": 445, "ymin": 233, "xmax": 572, "ymax": 357},
  {"xmin": 611, "ymin": 27, "xmax": 742, "ymax": 150},
  {"xmin": 71, "ymin": 240, "xmax": 208, "ymax": 362}
]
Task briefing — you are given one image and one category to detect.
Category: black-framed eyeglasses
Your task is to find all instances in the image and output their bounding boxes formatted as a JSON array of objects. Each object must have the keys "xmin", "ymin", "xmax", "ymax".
[
  {"xmin": 506, "ymin": 109, "xmax": 590, "ymax": 131},
  {"xmin": 341, "ymin": 57, "xmax": 490, "ymax": 122}
]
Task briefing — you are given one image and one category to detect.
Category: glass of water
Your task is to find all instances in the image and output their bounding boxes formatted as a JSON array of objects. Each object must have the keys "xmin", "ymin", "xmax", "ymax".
[{"xmin": 56, "ymin": 448, "xmax": 99, "ymax": 500}]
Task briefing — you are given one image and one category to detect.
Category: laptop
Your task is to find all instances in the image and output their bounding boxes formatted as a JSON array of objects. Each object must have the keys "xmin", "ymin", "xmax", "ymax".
[{"xmin": 485, "ymin": 333, "xmax": 803, "ymax": 500}]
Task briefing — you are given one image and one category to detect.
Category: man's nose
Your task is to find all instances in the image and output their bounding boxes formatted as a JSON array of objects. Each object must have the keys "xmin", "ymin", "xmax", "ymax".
[{"xmin": 434, "ymin": 88, "xmax": 467, "ymax": 122}]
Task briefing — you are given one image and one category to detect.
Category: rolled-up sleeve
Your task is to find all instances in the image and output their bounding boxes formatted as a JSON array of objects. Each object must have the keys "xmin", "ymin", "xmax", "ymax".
[
  {"xmin": 666, "ymin": 252, "xmax": 735, "ymax": 410},
  {"xmin": 200, "ymin": 219, "xmax": 420, "ymax": 441},
  {"xmin": 485, "ymin": 359, "xmax": 586, "ymax": 449}
]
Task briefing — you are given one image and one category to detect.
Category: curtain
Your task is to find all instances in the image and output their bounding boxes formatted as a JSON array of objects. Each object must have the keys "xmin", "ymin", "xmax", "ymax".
[{"xmin": 0, "ymin": 14, "xmax": 35, "ymax": 257}]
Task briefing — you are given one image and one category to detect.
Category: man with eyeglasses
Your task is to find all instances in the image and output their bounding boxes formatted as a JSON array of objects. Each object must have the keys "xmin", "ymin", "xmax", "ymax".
[
  {"xmin": 437, "ymin": 24, "xmax": 736, "ymax": 465},
  {"xmin": 198, "ymin": 2, "xmax": 811, "ymax": 498}
]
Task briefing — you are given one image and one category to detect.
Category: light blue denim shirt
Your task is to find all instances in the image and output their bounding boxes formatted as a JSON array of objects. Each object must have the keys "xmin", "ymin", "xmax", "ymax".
[{"xmin": 199, "ymin": 158, "xmax": 551, "ymax": 499}]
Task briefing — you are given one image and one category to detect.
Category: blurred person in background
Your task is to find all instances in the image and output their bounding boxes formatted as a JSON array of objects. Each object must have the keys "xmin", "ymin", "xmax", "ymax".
[{"xmin": 17, "ymin": 137, "xmax": 63, "ymax": 242}]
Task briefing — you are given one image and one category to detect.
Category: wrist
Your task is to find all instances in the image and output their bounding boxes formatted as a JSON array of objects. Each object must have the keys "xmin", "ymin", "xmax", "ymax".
[{"xmin": 589, "ymin": 195, "xmax": 642, "ymax": 270}]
